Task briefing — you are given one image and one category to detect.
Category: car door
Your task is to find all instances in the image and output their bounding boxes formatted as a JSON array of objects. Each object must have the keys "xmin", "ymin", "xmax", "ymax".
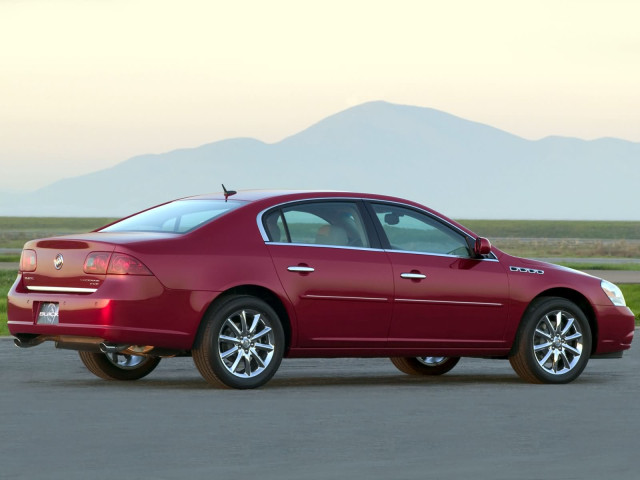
[
  {"xmin": 368, "ymin": 202, "xmax": 510, "ymax": 349},
  {"xmin": 262, "ymin": 200, "xmax": 393, "ymax": 348}
]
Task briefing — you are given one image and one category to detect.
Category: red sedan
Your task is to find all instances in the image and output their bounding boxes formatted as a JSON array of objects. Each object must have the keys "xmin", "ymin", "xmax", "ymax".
[{"xmin": 7, "ymin": 189, "xmax": 635, "ymax": 388}]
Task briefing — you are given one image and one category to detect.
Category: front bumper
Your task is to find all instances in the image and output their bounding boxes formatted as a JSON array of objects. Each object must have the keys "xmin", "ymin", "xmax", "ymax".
[{"xmin": 593, "ymin": 304, "xmax": 635, "ymax": 354}]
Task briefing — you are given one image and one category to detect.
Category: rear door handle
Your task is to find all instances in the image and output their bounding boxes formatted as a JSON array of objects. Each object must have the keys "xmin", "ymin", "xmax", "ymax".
[
  {"xmin": 400, "ymin": 272, "xmax": 426, "ymax": 279},
  {"xmin": 288, "ymin": 266, "xmax": 315, "ymax": 273}
]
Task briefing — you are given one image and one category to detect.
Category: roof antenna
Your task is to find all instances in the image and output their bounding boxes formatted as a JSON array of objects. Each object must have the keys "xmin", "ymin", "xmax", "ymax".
[{"xmin": 222, "ymin": 184, "xmax": 237, "ymax": 202}]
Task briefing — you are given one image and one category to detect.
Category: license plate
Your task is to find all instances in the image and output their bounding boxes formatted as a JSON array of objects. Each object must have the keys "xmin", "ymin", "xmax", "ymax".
[{"xmin": 37, "ymin": 302, "xmax": 59, "ymax": 325}]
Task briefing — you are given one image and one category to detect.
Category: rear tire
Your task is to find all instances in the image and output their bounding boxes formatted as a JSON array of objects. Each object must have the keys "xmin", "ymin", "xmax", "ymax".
[
  {"xmin": 78, "ymin": 351, "xmax": 160, "ymax": 381},
  {"xmin": 509, "ymin": 297, "xmax": 591, "ymax": 384},
  {"xmin": 192, "ymin": 295, "xmax": 284, "ymax": 389},
  {"xmin": 390, "ymin": 356, "xmax": 460, "ymax": 376}
]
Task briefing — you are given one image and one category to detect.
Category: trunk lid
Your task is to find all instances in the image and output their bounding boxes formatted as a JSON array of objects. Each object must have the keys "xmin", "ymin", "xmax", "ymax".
[{"xmin": 21, "ymin": 237, "xmax": 116, "ymax": 293}]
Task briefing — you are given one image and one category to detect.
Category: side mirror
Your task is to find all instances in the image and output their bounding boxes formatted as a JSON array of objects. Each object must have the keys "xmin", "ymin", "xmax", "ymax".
[{"xmin": 473, "ymin": 237, "xmax": 492, "ymax": 256}]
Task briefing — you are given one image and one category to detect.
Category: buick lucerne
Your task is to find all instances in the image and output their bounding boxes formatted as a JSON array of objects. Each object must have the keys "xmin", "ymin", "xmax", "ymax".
[{"xmin": 7, "ymin": 189, "xmax": 635, "ymax": 388}]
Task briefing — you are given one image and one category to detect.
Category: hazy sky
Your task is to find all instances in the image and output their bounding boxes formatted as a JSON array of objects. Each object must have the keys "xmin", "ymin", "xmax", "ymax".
[{"xmin": 1, "ymin": 0, "xmax": 639, "ymax": 192}]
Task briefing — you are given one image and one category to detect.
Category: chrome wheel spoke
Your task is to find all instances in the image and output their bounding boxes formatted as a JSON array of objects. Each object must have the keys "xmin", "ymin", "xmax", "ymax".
[
  {"xmin": 543, "ymin": 315, "xmax": 556, "ymax": 335},
  {"xmin": 565, "ymin": 332, "xmax": 582, "ymax": 341},
  {"xmin": 552, "ymin": 350, "xmax": 560, "ymax": 373},
  {"xmin": 254, "ymin": 342, "xmax": 274, "ymax": 352},
  {"xmin": 561, "ymin": 351, "xmax": 573, "ymax": 369},
  {"xmin": 225, "ymin": 318, "xmax": 243, "ymax": 337},
  {"xmin": 554, "ymin": 311, "xmax": 563, "ymax": 332},
  {"xmin": 534, "ymin": 342, "xmax": 552, "ymax": 351},
  {"xmin": 244, "ymin": 355, "xmax": 252, "ymax": 376},
  {"xmin": 250, "ymin": 348, "xmax": 266, "ymax": 368},
  {"xmin": 249, "ymin": 314, "xmax": 260, "ymax": 334},
  {"xmin": 563, "ymin": 344, "xmax": 581, "ymax": 356},
  {"xmin": 240, "ymin": 310, "xmax": 249, "ymax": 335},
  {"xmin": 561, "ymin": 317, "xmax": 575, "ymax": 336},
  {"xmin": 230, "ymin": 353, "xmax": 243, "ymax": 374},
  {"xmin": 535, "ymin": 328, "xmax": 552, "ymax": 340},
  {"xmin": 252, "ymin": 327, "xmax": 272, "ymax": 341},
  {"xmin": 538, "ymin": 348, "xmax": 553, "ymax": 367},
  {"xmin": 221, "ymin": 346, "xmax": 239, "ymax": 359},
  {"xmin": 219, "ymin": 335, "xmax": 241, "ymax": 344}
]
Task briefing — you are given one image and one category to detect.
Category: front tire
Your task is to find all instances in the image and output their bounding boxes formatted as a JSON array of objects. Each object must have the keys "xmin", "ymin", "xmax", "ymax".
[
  {"xmin": 78, "ymin": 351, "xmax": 160, "ymax": 381},
  {"xmin": 192, "ymin": 295, "xmax": 285, "ymax": 389},
  {"xmin": 509, "ymin": 297, "xmax": 592, "ymax": 384},
  {"xmin": 390, "ymin": 356, "xmax": 460, "ymax": 376}
]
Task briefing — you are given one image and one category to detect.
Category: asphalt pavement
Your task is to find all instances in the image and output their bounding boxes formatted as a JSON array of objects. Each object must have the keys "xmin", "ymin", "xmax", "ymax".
[{"xmin": 1, "ymin": 336, "xmax": 639, "ymax": 479}]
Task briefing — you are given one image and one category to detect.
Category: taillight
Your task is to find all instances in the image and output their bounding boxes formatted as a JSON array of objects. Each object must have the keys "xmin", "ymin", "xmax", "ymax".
[
  {"xmin": 84, "ymin": 252, "xmax": 152, "ymax": 275},
  {"xmin": 107, "ymin": 253, "xmax": 152, "ymax": 275},
  {"xmin": 84, "ymin": 252, "xmax": 111, "ymax": 274},
  {"xmin": 20, "ymin": 249, "xmax": 37, "ymax": 272}
]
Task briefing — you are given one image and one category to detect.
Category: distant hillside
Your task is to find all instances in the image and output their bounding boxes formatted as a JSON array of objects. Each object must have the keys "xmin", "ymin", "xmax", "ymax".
[{"xmin": 1, "ymin": 101, "xmax": 639, "ymax": 219}]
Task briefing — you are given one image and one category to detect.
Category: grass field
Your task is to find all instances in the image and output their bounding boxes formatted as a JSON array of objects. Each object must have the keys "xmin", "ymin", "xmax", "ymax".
[
  {"xmin": 459, "ymin": 219, "xmax": 640, "ymax": 240},
  {"xmin": 460, "ymin": 220, "xmax": 640, "ymax": 258},
  {"xmin": 0, "ymin": 216, "xmax": 117, "ymax": 248}
]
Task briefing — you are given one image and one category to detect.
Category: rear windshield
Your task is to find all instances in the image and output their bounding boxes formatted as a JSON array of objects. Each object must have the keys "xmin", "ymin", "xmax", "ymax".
[{"xmin": 100, "ymin": 199, "xmax": 244, "ymax": 233}]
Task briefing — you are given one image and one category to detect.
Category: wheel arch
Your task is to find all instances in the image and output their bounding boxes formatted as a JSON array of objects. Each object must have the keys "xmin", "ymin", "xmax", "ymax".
[
  {"xmin": 196, "ymin": 285, "xmax": 293, "ymax": 352},
  {"xmin": 518, "ymin": 288, "xmax": 598, "ymax": 355}
]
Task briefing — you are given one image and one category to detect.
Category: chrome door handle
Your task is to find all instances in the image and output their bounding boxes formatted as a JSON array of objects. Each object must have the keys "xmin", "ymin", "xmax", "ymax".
[
  {"xmin": 400, "ymin": 272, "xmax": 426, "ymax": 279},
  {"xmin": 288, "ymin": 266, "xmax": 315, "ymax": 273}
]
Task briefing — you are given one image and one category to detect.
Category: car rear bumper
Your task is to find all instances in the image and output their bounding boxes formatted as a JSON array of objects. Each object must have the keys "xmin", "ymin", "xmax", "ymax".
[{"xmin": 7, "ymin": 274, "xmax": 216, "ymax": 350}]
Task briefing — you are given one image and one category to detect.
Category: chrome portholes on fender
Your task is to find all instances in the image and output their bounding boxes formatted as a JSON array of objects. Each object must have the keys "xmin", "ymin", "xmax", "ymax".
[
  {"xmin": 509, "ymin": 297, "xmax": 592, "ymax": 384},
  {"xmin": 390, "ymin": 356, "xmax": 460, "ymax": 376},
  {"xmin": 193, "ymin": 295, "xmax": 285, "ymax": 389}
]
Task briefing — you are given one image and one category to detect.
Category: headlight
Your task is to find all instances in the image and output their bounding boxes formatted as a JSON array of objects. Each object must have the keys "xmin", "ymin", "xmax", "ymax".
[{"xmin": 601, "ymin": 279, "xmax": 626, "ymax": 307}]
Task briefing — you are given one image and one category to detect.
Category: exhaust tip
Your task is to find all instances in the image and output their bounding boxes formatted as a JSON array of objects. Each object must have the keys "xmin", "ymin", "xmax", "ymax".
[{"xmin": 99, "ymin": 343, "xmax": 130, "ymax": 354}]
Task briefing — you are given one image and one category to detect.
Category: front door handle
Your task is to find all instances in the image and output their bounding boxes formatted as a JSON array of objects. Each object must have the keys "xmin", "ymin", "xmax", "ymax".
[
  {"xmin": 400, "ymin": 272, "xmax": 426, "ymax": 279},
  {"xmin": 288, "ymin": 266, "xmax": 315, "ymax": 273}
]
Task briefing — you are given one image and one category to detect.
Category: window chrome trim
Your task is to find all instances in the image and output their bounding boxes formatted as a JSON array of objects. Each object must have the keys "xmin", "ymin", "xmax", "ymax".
[
  {"xmin": 383, "ymin": 248, "xmax": 500, "ymax": 262},
  {"xmin": 257, "ymin": 196, "xmax": 499, "ymax": 261},
  {"xmin": 27, "ymin": 286, "xmax": 98, "ymax": 294},
  {"xmin": 265, "ymin": 241, "xmax": 385, "ymax": 253}
]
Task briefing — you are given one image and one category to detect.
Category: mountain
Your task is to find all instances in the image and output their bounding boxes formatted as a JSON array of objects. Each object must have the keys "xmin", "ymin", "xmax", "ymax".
[{"xmin": 1, "ymin": 101, "xmax": 639, "ymax": 219}]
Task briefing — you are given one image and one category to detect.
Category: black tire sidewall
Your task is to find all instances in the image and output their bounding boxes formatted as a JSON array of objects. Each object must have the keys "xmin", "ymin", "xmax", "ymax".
[{"xmin": 518, "ymin": 297, "xmax": 592, "ymax": 384}]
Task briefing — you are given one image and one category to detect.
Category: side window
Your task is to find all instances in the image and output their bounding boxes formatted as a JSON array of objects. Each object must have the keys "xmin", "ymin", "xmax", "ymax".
[
  {"xmin": 263, "ymin": 210, "xmax": 287, "ymax": 243},
  {"xmin": 263, "ymin": 201, "xmax": 370, "ymax": 248},
  {"xmin": 371, "ymin": 203, "xmax": 471, "ymax": 257}
]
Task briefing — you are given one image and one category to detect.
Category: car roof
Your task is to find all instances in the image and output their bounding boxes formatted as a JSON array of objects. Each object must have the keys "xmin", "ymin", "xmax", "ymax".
[
  {"xmin": 184, "ymin": 189, "xmax": 409, "ymax": 204},
  {"xmin": 181, "ymin": 189, "xmax": 472, "ymax": 235}
]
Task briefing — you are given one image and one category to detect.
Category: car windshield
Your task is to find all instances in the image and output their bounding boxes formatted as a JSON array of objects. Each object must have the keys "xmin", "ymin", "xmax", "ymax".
[{"xmin": 100, "ymin": 199, "xmax": 244, "ymax": 233}]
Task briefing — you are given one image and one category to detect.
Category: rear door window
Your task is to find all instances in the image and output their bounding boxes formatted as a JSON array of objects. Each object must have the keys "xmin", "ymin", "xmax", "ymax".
[{"xmin": 263, "ymin": 201, "xmax": 370, "ymax": 248}]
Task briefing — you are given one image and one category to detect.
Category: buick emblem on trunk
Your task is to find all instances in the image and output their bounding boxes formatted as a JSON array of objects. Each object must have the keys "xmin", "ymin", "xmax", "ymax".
[{"xmin": 54, "ymin": 253, "xmax": 64, "ymax": 270}]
